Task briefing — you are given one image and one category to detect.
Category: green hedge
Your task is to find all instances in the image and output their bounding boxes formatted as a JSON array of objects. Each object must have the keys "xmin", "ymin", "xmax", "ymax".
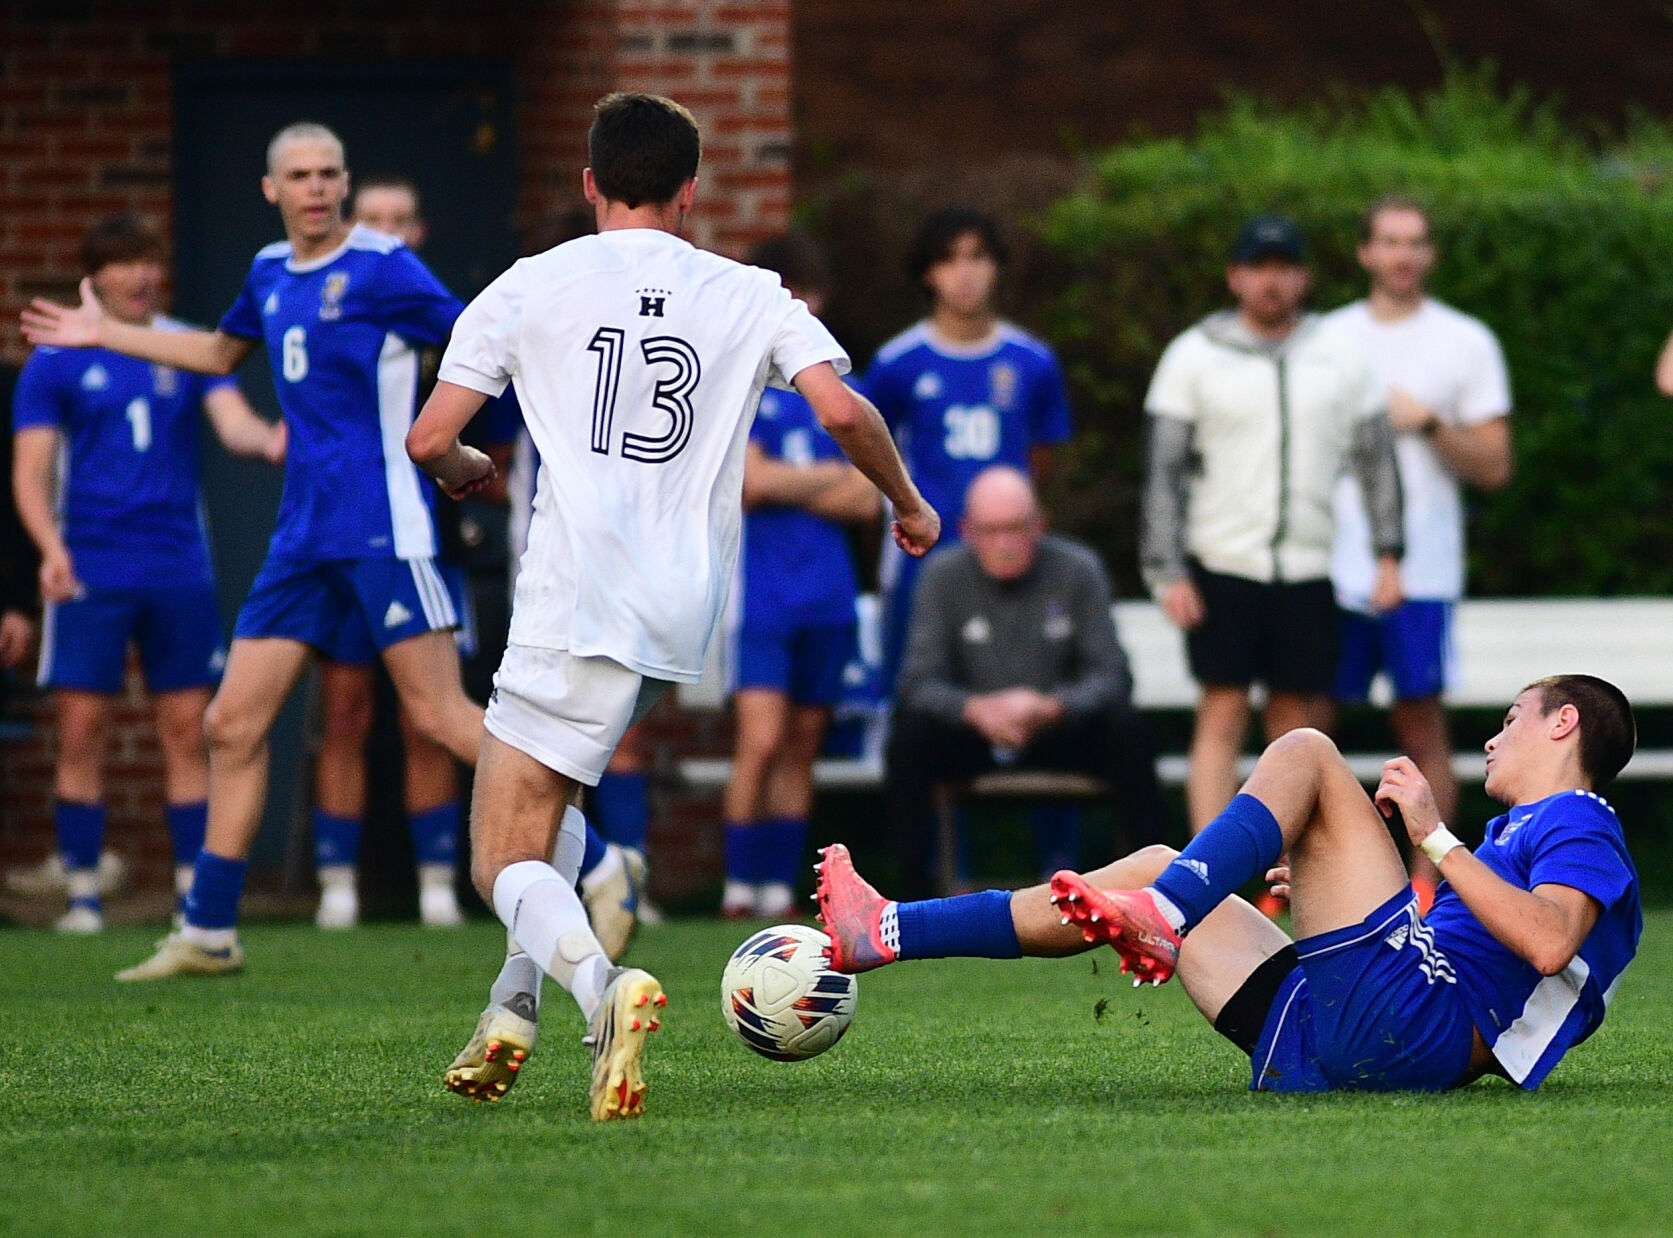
[{"xmin": 1032, "ymin": 72, "xmax": 1673, "ymax": 597}]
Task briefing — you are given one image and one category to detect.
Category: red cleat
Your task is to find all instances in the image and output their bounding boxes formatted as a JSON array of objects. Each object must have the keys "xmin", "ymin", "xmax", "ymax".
[
  {"xmin": 814, "ymin": 843, "xmax": 897, "ymax": 974},
  {"xmin": 1048, "ymin": 871, "xmax": 1182, "ymax": 986}
]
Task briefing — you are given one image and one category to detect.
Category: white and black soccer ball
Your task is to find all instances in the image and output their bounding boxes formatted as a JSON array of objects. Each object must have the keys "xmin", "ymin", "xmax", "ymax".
[{"xmin": 721, "ymin": 924, "xmax": 858, "ymax": 1061}]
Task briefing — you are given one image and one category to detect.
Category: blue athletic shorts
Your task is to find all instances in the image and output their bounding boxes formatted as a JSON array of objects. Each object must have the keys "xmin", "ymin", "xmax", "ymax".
[
  {"xmin": 733, "ymin": 621, "xmax": 857, "ymax": 706},
  {"xmin": 39, "ymin": 578, "xmax": 225, "ymax": 694},
  {"xmin": 1334, "ymin": 600, "xmax": 1453, "ymax": 702},
  {"xmin": 315, "ymin": 559, "xmax": 475, "ymax": 665},
  {"xmin": 234, "ymin": 554, "xmax": 457, "ymax": 656},
  {"xmin": 1250, "ymin": 887, "xmax": 1477, "ymax": 1093}
]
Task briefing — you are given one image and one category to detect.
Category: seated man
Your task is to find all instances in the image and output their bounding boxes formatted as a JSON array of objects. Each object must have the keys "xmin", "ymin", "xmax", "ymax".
[
  {"xmin": 823, "ymin": 673, "xmax": 1640, "ymax": 1092},
  {"xmin": 886, "ymin": 464, "xmax": 1164, "ymax": 900}
]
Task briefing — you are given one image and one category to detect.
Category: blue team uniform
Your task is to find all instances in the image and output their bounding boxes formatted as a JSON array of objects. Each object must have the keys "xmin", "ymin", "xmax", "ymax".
[
  {"xmin": 13, "ymin": 326, "xmax": 235, "ymax": 692},
  {"xmin": 860, "ymin": 322, "xmax": 1072, "ymax": 688},
  {"xmin": 731, "ymin": 388, "xmax": 858, "ymax": 704},
  {"xmin": 218, "ymin": 225, "xmax": 464, "ymax": 654},
  {"xmin": 1253, "ymin": 790, "xmax": 1640, "ymax": 1092}
]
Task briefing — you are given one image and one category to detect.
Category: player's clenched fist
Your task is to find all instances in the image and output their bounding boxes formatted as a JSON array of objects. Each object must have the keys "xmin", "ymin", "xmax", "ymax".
[
  {"xmin": 892, "ymin": 500, "xmax": 940, "ymax": 558},
  {"xmin": 1375, "ymin": 755, "xmax": 1443, "ymax": 844}
]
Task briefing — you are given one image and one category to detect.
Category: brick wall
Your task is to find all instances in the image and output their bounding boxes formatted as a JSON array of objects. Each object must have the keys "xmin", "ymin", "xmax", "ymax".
[{"xmin": 0, "ymin": 0, "xmax": 792, "ymax": 906}]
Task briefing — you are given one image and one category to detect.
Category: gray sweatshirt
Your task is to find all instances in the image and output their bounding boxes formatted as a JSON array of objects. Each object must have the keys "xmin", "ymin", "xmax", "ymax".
[{"xmin": 897, "ymin": 535, "xmax": 1134, "ymax": 726}]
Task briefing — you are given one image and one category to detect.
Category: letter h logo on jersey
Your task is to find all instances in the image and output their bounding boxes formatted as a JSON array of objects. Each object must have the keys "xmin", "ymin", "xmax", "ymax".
[{"xmin": 637, "ymin": 287, "xmax": 669, "ymax": 318}]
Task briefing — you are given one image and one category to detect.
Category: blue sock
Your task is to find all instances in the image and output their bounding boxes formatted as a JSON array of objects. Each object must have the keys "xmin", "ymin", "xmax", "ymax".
[
  {"xmin": 1151, "ymin": 793, "xmax": 1284, "ymax": 933},
  {"xmin": 55, "ymin": 800, "xmax": 105, "ymax": 871},
  {"xmin": 577, "ymin": 819, "xmax": 608, "ymax": 881},
  {"xmin": 763, "ymin": 817, "xmax": 808, "ymax": 886},
  {"xmin": 165, "ymin": 802, "xmax": 207, "ymax": 868},
  {"xmin": 896, "ymin": 890, "xmax": 1021, "ymax": 960},
  {"xmin": 591, "ymin": 771, "xmax": 649, "ymax": 851},
  {"xmin": 312, "ymin": 809, "xmax": 362, "ymax": 868},
  {"xmin": 1033, "ymin": 801, "xmax": 1080, "ymax": 875},
  {"xmin": 408, "ymin": 802, "xmax": 459, "ymax": 866},
  {"xmin": 184, "ymin": 851, "xmax": 248, "ymax": 930},
  {"xmin": 723, "ymin": 822, "xmax": 757, "ymax": 884}
]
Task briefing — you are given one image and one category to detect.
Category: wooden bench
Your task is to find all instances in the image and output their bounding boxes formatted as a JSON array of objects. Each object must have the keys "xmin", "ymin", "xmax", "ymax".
[{"xmin": 679, "ymin": 596, "xmax": 1673, "ymax": 790}]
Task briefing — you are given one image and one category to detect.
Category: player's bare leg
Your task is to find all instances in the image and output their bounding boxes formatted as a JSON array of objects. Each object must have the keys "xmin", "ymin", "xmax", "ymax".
[
  {"xmin": 445, "ymin": 732, "xmax": 662, "ymax": 1117},
  {"xmin": 1391, "ymin": 694, "xmax": 1456, "ymax": 911},
  {"xmin": 380, "ymin": 629, "xmax": 483, "ymax": 766},
  {"xmin": 1186, "ymin": 685, "xmax": 1250, "ymax": 833}
]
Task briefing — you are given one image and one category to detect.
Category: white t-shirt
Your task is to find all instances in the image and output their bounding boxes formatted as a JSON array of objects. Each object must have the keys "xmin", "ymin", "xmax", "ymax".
[
  {"xmin": 1327, "ymin": 299, "xmax": 1511, "ymax": 606},
  {"xmin": 438, "ymin": 229, "xmax": 848, "ymax": 681},
  {"xmin": 1145, "ymin": 312, "xmax": 1384, "ymax": 584}
]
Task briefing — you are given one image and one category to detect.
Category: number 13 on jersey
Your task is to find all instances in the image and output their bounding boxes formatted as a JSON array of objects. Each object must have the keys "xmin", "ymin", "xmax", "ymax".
[{"xmin": 587, "ymin": 326, "xmax": 701, "ymax": 464}]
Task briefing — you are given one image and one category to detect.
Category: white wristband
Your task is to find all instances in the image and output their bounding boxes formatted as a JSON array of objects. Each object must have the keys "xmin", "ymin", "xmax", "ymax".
[{"xmin": 1419, "ymin": 824, "xmax": 1465, "ymax": 866}]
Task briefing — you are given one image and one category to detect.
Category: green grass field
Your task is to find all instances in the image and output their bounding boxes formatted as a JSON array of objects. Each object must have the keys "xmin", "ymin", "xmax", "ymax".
[{"xmin": 2, "ymin": 913, "xmax": 1670, "ymax": 1238}]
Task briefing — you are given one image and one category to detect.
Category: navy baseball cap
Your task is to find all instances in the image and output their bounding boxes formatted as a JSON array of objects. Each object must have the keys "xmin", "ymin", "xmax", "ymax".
[{"xmin": 1229, "ymin": 214, "xmax": 1307, "ymax": 264}]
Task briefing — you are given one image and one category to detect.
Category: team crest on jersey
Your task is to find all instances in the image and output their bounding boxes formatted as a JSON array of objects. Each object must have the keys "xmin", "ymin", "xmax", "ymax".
[
  {"xmin": 1495, "ymin": 812, "xmax": 1533, "ymax": 846},
  {"xmin": 80, "ymin": 364, "xmax": 110, "ymax": 392},
  {"xmin": 636, "ymin": 287, "xmax": 671, "ymax": 317},
  {"xmin": 263, "ymin": 292, "xmax": 280, "ymax": 316},
  {"xmin": 988, "ymin": 362, "xmax": 1018, "ymax": 410},
  {"xmin": 151, "ymin": 365, "xmax": 179, "ymax": 398},
  {"xmin": 913, "ymin": 371, "xmax": 943, "ymax": 400},
  {"xmin": 318, "ymin": 272, "xmax": 350, "ymax": 321}
]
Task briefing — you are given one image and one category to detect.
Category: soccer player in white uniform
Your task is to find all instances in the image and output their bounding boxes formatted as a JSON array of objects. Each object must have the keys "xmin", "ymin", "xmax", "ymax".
[
  {"xmin": 22, "ymin": 123, "xmax": 489, "ymax": 980},
  {"xmin": 1329, "ymin": 196, "xmax": 1513, "ymax": 908},
  {"xmin": 406, "ymin": 93, "xmax": 937, "ymax": 1119}
]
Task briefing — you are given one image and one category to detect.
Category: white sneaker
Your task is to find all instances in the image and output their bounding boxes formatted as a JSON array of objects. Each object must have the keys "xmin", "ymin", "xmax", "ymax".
[
  {"xmin": 584, "ymin": 967, "xmax": 664, "ymax": 1121},
  {"xmin": 315, "ymin": 884, "xmax": 359, "ymax": 930},
  {"xmin": 419, "ymin": 884, "xmax": 464, "ymax": 928},
  {"xmin": 582, "ymin": 844, "xmax": 641, "ymax": 961},
  {"xmin": 115, "ymin": 932, "xmax": 244, "ymax": 982},
  {"xmin": 55, "ymin": 904, "xmax": 103, "ymax": 934},
  {"xmin": 755, "ymin": 882, "xmax": 798, "ymax": 920},
  {"xmin": 6, "ymin": 850, "xmax": 127, "ymax": 898},
  {"xmin": 443, "ymin": 995, "xmax": 538, "ymax": 1103}
]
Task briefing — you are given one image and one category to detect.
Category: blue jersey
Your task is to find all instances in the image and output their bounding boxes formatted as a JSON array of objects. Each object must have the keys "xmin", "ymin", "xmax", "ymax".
[
  {"xmin": 12, "ymin": 322, "xmax": 236, "ymax": 588},
  {"xmin": 740, "ymin": 388, "xmax": 858, "ymax": 629},
  {"xmin": 1427, "ymin": 789, "xmax": 1640, "ymax": 1089},
  {"xmin": 860, "ymin": 321, "xmax": 1072, "ymax": 533},
  {"xmin": 219, "ymin": 224, "xmax": 462, "ymax": 562}
]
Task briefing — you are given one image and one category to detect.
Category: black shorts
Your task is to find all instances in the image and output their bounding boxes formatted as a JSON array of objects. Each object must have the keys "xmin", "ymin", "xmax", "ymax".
[{"xmin": 1185, "ymin": 562, "xmax": 1340, "ymax": 694}]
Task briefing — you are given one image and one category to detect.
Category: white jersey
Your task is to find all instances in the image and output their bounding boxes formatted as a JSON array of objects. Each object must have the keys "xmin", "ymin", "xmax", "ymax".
[
  {"xmin": 438, "ymin": 228, "xmax": 848, "ymax": 681},
  {"xmin": 1327, "ymin": 299, "xmax": 1511, "ymax": 606}
]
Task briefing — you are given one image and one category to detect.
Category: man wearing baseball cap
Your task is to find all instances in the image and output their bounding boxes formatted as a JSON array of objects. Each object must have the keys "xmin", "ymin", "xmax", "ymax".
[{"xmin": 1140, "ymin": 214, "xmax": 1405, "ymax": 891}]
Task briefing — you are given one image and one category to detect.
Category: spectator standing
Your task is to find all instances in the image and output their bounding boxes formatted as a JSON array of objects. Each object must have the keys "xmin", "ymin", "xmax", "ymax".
[
  {"xmin": 887, "ymin": 465, "xmax": 1163, "ymax": 900},
  {"xmin": 1329, "ymin": 196, "xmax": 1513, "ymax": 909},
  {"xmin": 861, "ymin": 209, "xmax": 1073, "ymax": 693},
  {"xmin": 10, "ymin": 214, "xmax": 284, "ymax": 932},
  {"xmin": 1141, "ymin": 214, "xmax": 1404, "ymax": 843},
  {"xmin": 721, "ymin": 234, "xmax": 880, "ymax": 918}
]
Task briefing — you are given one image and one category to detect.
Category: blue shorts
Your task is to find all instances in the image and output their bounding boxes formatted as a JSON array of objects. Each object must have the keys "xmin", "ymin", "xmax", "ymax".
[
  {"xmin": 1250, "ymin": 888, "xmax": 1477, "ymax": 1093},
  {"xmin": 39, "ymin": 578, "xmax": 225, "ymax": 694},
  {"xmin": 234, "ymin": 554, "xmax": 457, "ymax": 657},
  {"xmin": 1334, "ymin": 600, "xmax": 1452, "ymax": 702},
  {"xmin": 733, "ymin": 620, "xmax": 857, "ymax": 706},
  {"xmin": 315, "ymin": 560, "xmax": 476, "ymax": 665}
]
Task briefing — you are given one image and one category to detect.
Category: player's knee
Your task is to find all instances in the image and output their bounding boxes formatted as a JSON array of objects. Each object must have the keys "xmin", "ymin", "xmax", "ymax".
[
  {"xmin": 203, "ymin": 697, "xmax": 261, "ymax": 756},
  {"xmin": 1268, "ymin": 726, "xmax": 1339, "ymax": 768}
]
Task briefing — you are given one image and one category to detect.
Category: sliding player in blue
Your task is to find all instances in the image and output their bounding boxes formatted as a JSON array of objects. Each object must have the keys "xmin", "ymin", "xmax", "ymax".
[{"xmin": 819, "ymin": 673, "xmax": 1639, "ymax": 1091}]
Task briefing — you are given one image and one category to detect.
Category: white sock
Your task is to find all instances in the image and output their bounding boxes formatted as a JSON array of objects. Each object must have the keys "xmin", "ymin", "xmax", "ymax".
[
  {"xmin": 317, "ymin": 864, "xmax": 356, "ymax": 893},
  {"xmin": 173, "ymin": 865, "xmax": 194, "ymax": 898},
  {"xmin": 756, "ymin": 881, "xmax": 794, "ymax": 915},
  {"xmin": 493, "ymin": 859, "xmax": 611, "ymax": 1020},
  {"xmin": 550, "ymin": 804, "xmax": 589, "ymax": 884},
  {"xmin": 180, "ymin": 924, "xmax": 237, "ymax": 949},
  {"xmin": 1146, "ymin": 887, "xmax": 1188, "ymax": 934},
  {"xmin": 418, "ymin": 862, "xmax": 455, "ymax": 893},
  {"xmin": 721, "ymin": 879, "xmax": 755, "ymax": 909},
  {"xmin": 579, "ymin": 843, "xmax": 622, "ymax": 898},
  {"xmin": 66, "ymin": 869, "xmax": 100, "ymax": 901}
]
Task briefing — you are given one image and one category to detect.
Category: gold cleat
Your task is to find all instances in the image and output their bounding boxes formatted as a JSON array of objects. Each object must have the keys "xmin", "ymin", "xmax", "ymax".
[
  {"xmin": 584, "ymin": 967, "xmax": 665, "ymax": 1121},
  {"xmin": 444, "ymin": 1003, "xmax": 539, "ymax": 1103},
  {"xmin": 115, "ymin": 932, "xmax": 244, "ymax": 982}
]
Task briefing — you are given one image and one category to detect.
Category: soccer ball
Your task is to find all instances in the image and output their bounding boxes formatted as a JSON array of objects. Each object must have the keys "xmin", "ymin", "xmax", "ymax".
[{"xmin": 721, "ymin": 924, "xmax": 858, "ymax": 1061}]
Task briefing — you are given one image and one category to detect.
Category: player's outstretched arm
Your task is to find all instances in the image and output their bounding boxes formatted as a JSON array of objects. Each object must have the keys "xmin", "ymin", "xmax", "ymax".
[
  {"xmin": 1376, "ymin": 757, "xmax": 1601, "ymax": 975},
  {"xmin": 793, "ymin": 362, "xmax": 938, "ymax": 556},
  {"xmin": 21, "ymin": 278, "xmax": 254, "ymax": 375},
  {"xmin": 11, "ymin": 428, "xmax": 78, "ymax": 602},
  {"xmin": 407, "ymin": 380, "xmax": 495, "ymax": 500}
]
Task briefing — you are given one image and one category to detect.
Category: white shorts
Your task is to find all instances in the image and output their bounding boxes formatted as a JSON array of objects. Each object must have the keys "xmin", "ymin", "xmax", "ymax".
[{"xmin": 484, "ymin": 644, "xmax": 668, "ymax": 785}]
